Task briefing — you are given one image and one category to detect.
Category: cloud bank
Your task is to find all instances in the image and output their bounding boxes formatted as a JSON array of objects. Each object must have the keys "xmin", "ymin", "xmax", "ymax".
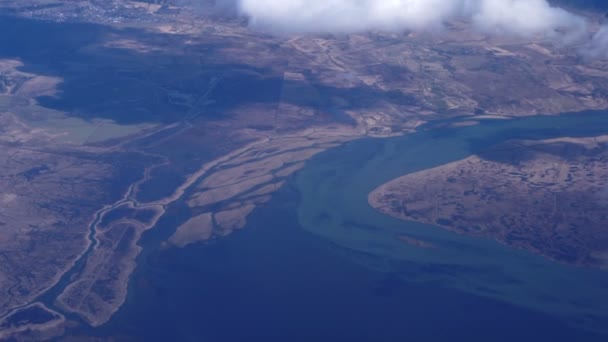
[{"xmin": 235, "ymin": 0, "xmax": 588, "ymax": 41}]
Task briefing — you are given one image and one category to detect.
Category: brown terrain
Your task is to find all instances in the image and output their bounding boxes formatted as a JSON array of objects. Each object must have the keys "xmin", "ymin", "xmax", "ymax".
[
  {"xmin": 0, "ymin": 0, "xmax": 607, "ymax": 338},
  {"xmin": 370, "ymin": 136, "xmax": 608, "ymax": 268}
]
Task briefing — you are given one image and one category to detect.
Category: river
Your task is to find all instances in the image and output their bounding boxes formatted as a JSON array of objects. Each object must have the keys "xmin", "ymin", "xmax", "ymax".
[{"xmin": 79, "ymin": 110, "xmax": 608, "ymax": 341}]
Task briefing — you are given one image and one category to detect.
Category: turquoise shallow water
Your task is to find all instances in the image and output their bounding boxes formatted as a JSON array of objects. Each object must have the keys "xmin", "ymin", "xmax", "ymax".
[{"xmin": 296, "ymin": 111, "xmax": 608, "ymax": 332}]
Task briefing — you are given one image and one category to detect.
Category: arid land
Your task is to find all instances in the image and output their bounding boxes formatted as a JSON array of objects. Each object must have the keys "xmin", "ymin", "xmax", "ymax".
[
  {"xmin": 370, "ymin": 136, "xmax": 608, "ymax": 268},
  {"xmin": 1, "ymin": 0, "xmax": 608, "ymax": 338}
]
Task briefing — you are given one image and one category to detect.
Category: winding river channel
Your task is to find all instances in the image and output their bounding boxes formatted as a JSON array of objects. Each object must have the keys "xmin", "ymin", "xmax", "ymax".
[
  {"xmin": 71, "ymin": 110, "xmax": 608, "ymax": 341},
  {"xmin": 296, "ymin": 110, "xmax": 608, "ymax": 332}
]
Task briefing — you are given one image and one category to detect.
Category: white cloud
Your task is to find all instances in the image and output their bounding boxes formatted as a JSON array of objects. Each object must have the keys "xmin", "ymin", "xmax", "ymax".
[
  {"xmin": 235, "ymin": 0, "xmax": 588, "ymax": 42},
  {"xmin": 471, "ymin": 0, "xmax": 586, "ymax": 40},
  {"xmin": 582, "ymin": 25, "xmax": 608, "ymax": 58},
  {"xmin": 238, "ymin": 0, "xmax": 459, "ymax": 33}
]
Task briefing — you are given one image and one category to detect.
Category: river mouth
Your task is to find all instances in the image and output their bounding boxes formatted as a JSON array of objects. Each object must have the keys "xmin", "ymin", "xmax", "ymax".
[
  {"xmin": 75, "ymin": 110, "xmax": 608, "ymax": 341},
  {"xmin": 296, "ymin": 110, "xmax": 608, "ymax": 333}
]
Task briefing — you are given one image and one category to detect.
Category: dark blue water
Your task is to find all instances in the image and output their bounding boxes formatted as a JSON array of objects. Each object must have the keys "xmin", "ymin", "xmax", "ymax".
[
  {"xmin": 67, "ymin": 111, "xmax": 608, "ymax": 342},
  {"xmin": 295, "ymin": 111, "xmax": 608, "ymax": 335},
  {"xmin": 76, "ymin": 188, "xmax": 603, "ymax": 342}
]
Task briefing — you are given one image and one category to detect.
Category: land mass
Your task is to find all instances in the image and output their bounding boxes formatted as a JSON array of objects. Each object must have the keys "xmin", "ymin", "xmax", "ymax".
[
  {"xmin": 1, "ymin": 0, "xmax": 608, "ymax": 337},
  {"xmin": 370, "ymin": 135, "xmax": 608, "ymax": 268}
]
